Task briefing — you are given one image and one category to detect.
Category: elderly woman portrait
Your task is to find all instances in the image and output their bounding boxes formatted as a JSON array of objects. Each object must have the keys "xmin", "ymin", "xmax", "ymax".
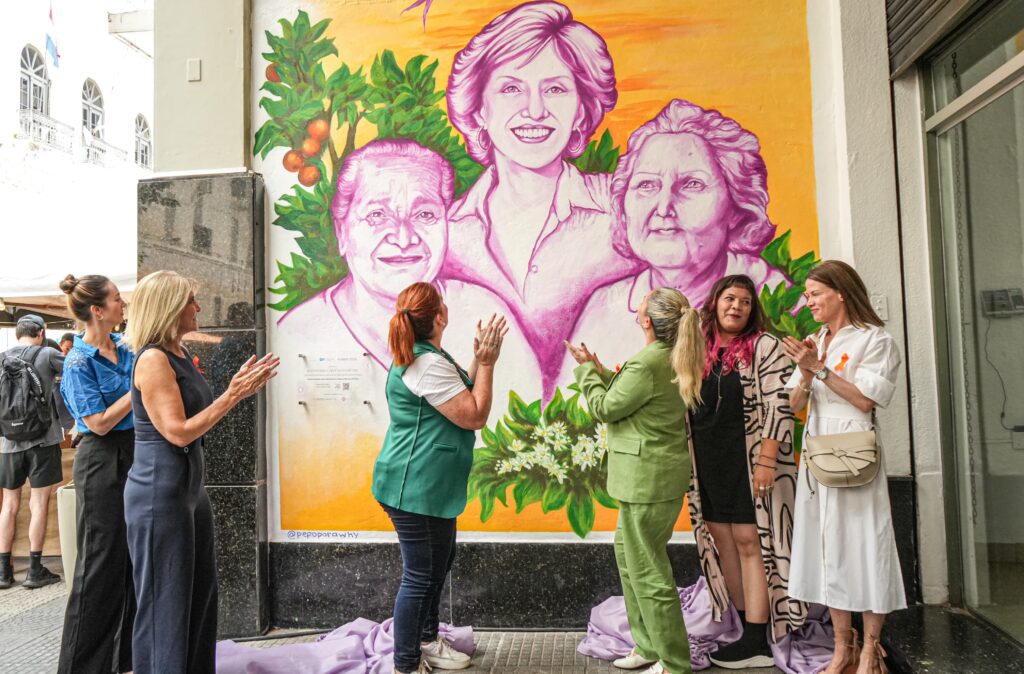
[
  {"xmin": 444, "ymin": 0, "xmax": 638, "ymax": 395},
  {"xmin": 563, "ymin": 99, "xmax": 787, "ymax": 382},
  {"xmin": 278, "ymin": 139, "xmax": 455, "ymax": 366}
]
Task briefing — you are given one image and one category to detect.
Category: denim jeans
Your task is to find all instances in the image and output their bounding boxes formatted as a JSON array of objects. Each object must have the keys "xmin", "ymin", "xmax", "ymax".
[{"xmin": 380, "ymin": 503, "xmax": 457, "ymax": 674}]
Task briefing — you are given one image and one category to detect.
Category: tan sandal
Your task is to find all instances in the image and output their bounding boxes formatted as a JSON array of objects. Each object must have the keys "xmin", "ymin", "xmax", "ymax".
[
  {"xmin": 857, "ymin": 633, "xmax": 889, "ymax": 674},
  {"xmin": 819, "ymin": 627, "xmax": 860, "ymax": 674}
]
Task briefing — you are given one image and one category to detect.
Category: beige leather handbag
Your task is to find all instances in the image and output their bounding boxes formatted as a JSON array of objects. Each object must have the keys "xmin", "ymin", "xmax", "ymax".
[{"xmin": 802, "ymin": 330, "xmax": 880, "ymax": 490}]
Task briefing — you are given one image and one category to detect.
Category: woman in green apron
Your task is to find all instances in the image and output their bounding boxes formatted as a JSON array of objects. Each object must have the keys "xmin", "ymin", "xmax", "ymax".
[
  {"xmin": 372, "ymin": 282, "xmax": 508, "ymax": 674},
  {"xmin": 567, "ymin": 287, "xmax": 705, "ymax": 674}
]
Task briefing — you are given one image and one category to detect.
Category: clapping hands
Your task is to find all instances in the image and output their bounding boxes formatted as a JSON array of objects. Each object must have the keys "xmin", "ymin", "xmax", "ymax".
[
  {"xmin": 564, "ymin": 340, "xmax": 605, "ymax": 374},
  {"xmin": 226, "ymin": 353, "xmax": 280, "ymax": 402},
  {"xmin": 474, "ymin": 314, "xmax": 509, "ymax": 366}
]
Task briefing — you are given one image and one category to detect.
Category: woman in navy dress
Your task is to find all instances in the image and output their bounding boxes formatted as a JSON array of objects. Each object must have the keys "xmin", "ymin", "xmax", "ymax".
[{"xmin": 124, "ymin": 270, "xmax": 278, "ymax": 674}]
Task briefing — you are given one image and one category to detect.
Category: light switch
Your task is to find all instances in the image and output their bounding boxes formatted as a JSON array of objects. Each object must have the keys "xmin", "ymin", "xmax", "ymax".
[
  {"xmin": 870, "ymin": 293, "xmax": 889, "ymax": 321},
  {"xmin": 186, "ymin": 58, "xmax": 202, "ymax": 82}
]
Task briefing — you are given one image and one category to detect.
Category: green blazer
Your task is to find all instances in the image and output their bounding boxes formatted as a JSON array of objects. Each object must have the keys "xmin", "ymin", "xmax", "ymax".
[
  {"xmin": 574, "ymin": 340, "xmax": 691, "ymax": 504},
  {"xmin": 372, "ymin": 341, "xmax": 476, "ymax": 519}
]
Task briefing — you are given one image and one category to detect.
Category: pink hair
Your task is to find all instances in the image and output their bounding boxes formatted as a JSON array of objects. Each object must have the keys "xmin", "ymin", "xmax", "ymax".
[
  {"xmin": 611, "ymin": 99, "xmax": 776, "ymax": 258},
  {"xmin": 446, "ymin": 1, "xmax": 618, "ymax": 165},
  {"xmin": 702, "ymin": 321, "xmax": 760, "ymax": 378},
  {"xmin": 330, "ymin": 139, "xmax": 455, "ymax": 238}
]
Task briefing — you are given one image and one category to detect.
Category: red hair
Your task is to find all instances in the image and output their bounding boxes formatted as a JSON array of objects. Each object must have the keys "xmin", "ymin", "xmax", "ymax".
[
  {"xmin": 389, "ymin": 282, "xmax": 443, "ymax": 367},
  {"xmin": 699, "ymin": 275, "xmax": 765, "ymax": 377}
]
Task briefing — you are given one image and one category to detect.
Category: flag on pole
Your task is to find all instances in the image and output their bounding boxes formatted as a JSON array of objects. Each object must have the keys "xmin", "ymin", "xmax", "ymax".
[
  {"xmin": 45, "ymin": 34, "xmax": 59, "ymax": 67},
  {"xmin": 46, "ymin": 2, "xmax": 60, "ymax": 67}
]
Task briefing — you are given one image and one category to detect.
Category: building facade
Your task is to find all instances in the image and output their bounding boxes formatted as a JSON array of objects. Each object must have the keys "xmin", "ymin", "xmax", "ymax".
[{"xmin": 144, "ymin": 0, "xmax": 1024, "ymax": 647}]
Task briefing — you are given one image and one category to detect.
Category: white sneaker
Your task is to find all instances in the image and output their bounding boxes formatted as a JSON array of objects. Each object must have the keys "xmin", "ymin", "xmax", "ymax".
[
  {"xmin": 613, "ymin": 648, "xmax": 658, "ymax": 670},
  {"xmin": 638, "ymin": 663, "xmax": 664, "ymax": 674},
  {"xmin": 420, "ymin": 636, "xmax": 471, "ymax": 670},
  {"xmin": 394, "ymin": 661, "xmax": 432, "ymax": 674}
]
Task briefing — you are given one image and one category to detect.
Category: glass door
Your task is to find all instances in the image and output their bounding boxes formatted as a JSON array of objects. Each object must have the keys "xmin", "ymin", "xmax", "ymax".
[{"xmin": 930, "ymin": 2, "xmax": 1024, "ymax": 640}]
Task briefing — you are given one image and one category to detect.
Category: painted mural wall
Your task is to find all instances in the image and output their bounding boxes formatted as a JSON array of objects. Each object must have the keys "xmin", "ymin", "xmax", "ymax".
[{"xmin": 255, "ymin": 0, "xmax": 820, "ymax": 542}]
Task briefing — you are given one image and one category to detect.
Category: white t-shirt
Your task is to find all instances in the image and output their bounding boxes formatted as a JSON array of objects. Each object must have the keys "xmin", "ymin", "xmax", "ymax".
[{"xmin": 402, "ymin": 352, "xmax": 468, "ymax": 407}]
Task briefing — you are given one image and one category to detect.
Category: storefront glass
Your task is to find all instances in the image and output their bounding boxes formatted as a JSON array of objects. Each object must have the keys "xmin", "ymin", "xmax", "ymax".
[{"xmin": 931, "ymin": 0, "xmax": 1024, "ymax": 642}]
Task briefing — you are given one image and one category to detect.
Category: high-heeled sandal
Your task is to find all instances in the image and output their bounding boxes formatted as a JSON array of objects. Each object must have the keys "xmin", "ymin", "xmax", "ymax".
[
  {"xmin": 819, "ymin": 627, "xmax": 860, "ymax": 674},
  {"xmin": 858, "ymin": 633, "xmax": 889, "ymax": 674}
]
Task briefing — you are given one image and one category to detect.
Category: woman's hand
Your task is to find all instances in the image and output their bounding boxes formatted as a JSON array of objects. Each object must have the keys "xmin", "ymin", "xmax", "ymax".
[
  {"xmin": 564, "ymin": 341, "xmax": 604, "ymax": 373},
  {"xmin": 226, "ymin": 353, "xmax": 280, "ymax": 403},
  {"xmin": 752, "ymin": 464, "xmax": 775, "ymax": 498},
  {"xmin": 474, "ymin": 315, "xmax": 508, "ymax": 366},
  {"xmin": 782, "ymin": 336, "xmax": 825, "ymax": 376}
]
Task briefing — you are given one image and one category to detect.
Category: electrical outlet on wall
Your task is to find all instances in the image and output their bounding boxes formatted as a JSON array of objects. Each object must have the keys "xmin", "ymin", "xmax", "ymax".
[
  {"xmin": 870, "ymin": 293, "xmax": 889, "ymax": 321},
  {"xmin": 1012, "ymin": 426, "xmax": 1024, "ymax": 450}
]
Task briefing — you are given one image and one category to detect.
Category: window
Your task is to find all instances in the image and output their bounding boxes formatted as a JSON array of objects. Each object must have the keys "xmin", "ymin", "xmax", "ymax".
[
  {"xmin": 135, "ymin": 114, "xmax": 152, "ymax": 168},
  {"xmin": 82, "ymin": 79, "xmax": 104, "ymax": 138},
  {"xmin": 19, "ymin": 46, "xmax": 49, "ymax": 114}
]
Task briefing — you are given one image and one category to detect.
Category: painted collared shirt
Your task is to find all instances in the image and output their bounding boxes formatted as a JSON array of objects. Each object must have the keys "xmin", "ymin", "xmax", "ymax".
[
  {"xmin": 444, "ymin": 162, "xmax": 640, "ymax": 393},
  {"xmin": 60, "ymin": 333, "xmax": 134, "ymax": 433}
]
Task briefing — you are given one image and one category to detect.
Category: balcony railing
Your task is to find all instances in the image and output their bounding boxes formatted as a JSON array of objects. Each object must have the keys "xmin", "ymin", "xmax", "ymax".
[
  {"xmin": 17, "ymin": 108, "xmax": 74, "ymax": 153},
  {"xmin": 83, "ymin": 134, "xmax": 129, "ymax": 165}
]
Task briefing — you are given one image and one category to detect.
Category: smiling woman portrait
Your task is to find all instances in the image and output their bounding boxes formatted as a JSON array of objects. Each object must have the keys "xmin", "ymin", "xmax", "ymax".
[{"xmin": 444, "ymin": 1, "xmax": 635, "ymax": 395}]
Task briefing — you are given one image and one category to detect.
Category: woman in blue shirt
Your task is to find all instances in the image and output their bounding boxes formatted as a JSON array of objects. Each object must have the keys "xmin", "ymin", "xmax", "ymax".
[{"xmin": 57, "ymin": 274, "xmax": 136, "ymax": 674}]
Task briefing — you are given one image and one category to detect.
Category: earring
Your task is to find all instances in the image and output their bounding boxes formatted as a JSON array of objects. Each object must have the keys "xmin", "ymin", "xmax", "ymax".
[
  {"xmin": 567, "ymin": 127, "xmax": 585, "ymax": 155},
  {"xmin": 476, "ymin": 127, "xmax": 491, "ymax": 154}
]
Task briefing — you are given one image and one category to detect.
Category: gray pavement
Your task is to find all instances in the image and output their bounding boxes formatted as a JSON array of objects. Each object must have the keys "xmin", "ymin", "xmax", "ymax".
[{"xmin": 0, "ymin": 558, "xmax": 776, "ymax": 673}]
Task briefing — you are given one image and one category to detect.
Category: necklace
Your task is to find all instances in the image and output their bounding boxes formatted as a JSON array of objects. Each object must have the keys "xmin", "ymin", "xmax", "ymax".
[{"xmin": 713, "ymin": 362, "xmax": 724, "ymax": 414}]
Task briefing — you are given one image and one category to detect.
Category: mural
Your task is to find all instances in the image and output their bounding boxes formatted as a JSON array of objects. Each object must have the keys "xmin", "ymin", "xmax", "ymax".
[{"xmin": 258, "ymin": 0, "xmax": 819, "ymax": 539}]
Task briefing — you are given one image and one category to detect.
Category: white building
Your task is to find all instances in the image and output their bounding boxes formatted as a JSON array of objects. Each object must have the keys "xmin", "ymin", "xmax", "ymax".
[{"xmin": 0, "ymin": 0, "xmax": 153, "ymax": 314}]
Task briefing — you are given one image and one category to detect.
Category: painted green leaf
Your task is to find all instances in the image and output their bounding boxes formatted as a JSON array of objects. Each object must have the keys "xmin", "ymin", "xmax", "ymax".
[
  {"xmin": 566, "ymin": 494, "xmax": 596, "ymax": 538},
  {"xmin": 540, "ymin": 482, "xmax": 570, "ymax": 513},
  {"xmin": 513, "ymin": 479, "xmax": 544, "ymax": 513}
]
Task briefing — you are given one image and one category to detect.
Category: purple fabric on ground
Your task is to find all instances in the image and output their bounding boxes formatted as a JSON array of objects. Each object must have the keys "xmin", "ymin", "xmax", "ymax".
[
  {"xmin": 216, "ymin": 619, "xmax": 474, "ymax": 674},
  {"xmin": 576, "ymin": 578, "xmax": 834, "ymax": 673}
]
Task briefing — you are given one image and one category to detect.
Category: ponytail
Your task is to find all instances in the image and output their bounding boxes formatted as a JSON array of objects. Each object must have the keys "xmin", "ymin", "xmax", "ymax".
[
  {"xmin": 388, "ymin": 282, "xmax": 443, "ymax": 367},
  {"xmin": 646, "ymin": 287, "xmax": 705, "ymax": 409},
  {"xmin": 671, "ymin": 307, "xmax": 705, "ymax": 409}
]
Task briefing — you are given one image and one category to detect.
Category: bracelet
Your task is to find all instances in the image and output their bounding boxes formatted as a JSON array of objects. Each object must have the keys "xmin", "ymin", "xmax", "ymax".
[
  {"xmin": 798, "ymin": 380, "xmax": 812, "ymax": 393},
  {"xmin": 756, "ymin": 461, "xmax": 777, "ymax": 470}
]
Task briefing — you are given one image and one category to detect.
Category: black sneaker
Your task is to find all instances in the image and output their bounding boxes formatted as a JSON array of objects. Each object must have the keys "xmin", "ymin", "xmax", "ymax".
[
  {"xmin": 0, "ymin": 567, "xmax": 13, "ymax": 590},
  {"xmin": 709, "ymin": 624, "xmax": 775, "ymax": 670},
  {"xmin": 22, "ymin": 566, "xmax": 60, "ymax": 589}
]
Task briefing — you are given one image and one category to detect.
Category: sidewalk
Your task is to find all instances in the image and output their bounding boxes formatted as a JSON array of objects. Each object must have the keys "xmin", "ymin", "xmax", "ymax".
[{"xmin": 1, "ymin": 557, "xmax": 1022, "ymax": 673}]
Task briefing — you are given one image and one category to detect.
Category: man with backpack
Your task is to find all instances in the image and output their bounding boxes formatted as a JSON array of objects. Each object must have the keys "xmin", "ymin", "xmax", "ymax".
[{"xmin": 0, "ymin": 314, "xmax": 65, "ymax": 589}]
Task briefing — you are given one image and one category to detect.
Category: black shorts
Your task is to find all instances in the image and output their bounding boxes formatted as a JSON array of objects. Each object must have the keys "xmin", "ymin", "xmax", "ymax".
[{"xmin": 0, "ymin": 444, "xmax": 63, "ymax": 489}]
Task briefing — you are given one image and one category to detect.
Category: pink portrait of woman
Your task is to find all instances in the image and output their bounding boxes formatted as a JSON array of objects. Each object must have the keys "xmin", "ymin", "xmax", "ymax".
[
  {"xmin": 563, "ymin": 99, "xmax": 787, "ymax": 382},
  {"xmin": 444, "ymin": 0, "xmax": 637, "ymax": 395},
  {"xmin": 277, "ymin": 139, "xmax": 454, "ymax": 366}
]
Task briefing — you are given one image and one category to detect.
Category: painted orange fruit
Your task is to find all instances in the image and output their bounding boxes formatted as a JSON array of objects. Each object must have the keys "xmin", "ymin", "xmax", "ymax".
[
  {"xmin": 265, "ymin": 64, "xmax": 280, "ymax": 83},
  {"xmin": 307, "ymin": 119, "xmax": 330, "ymax": 142},
  {"xmin": 282, "ymin": 150, "xmax": 304, "ymax": 172},
  {"xmin": 298, "ymin": 165, "xmax": 320, "ymax": 187},
  {"xmin": 301, "ymin": 138, "xmax": 321, "ymax": 157}
]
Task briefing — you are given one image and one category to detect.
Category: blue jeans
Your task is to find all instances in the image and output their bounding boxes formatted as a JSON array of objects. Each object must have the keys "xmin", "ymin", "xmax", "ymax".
[{"xmin": 380, "ymin": 503, "xmax": 457, "ymax": 674}]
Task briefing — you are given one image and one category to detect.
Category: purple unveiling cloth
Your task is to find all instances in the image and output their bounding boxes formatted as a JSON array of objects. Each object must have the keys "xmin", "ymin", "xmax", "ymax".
[
  {"xmin": 576, "ymin": 577, "xmax": 834, "ymax": 674},
  {"xmin": 216, "ymin": 619, "xmax": 474, "ymax": 674}
]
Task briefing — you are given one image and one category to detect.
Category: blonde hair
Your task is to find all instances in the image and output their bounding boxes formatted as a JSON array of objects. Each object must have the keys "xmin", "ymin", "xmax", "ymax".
[
  {"xmin": 646, "ymin": 287, "xmax": 705, "ymax": 409},
  {"xmin": 124, "ymin": 271, "xmax": 198, "ymax": 352}
]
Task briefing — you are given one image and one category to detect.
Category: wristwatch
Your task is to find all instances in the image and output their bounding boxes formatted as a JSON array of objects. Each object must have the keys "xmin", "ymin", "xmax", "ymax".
[{"xmin": 813, "ymin": 365, "xmax": 828, "ymax": 381}]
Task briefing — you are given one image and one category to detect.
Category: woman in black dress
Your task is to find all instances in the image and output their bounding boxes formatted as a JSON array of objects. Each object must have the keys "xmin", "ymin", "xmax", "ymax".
[
  {"xmin": 688, "ymin": 275, "xmax": 804, "ymax": 669},
  {"xmin": 124, "ymin": 270, "xmax": 278, "ymax": 674}
]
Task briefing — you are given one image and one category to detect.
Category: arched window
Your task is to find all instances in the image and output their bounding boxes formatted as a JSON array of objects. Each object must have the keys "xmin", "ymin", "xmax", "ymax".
[
  {"xmin": 82, "ymin": 79, "xmax": 104, "ymax": 138},
  {"xmin": 20, "ymin": 46, "xmax": 49, "ymax": 114},
  {"xmin": 135, "ymin": 114, "xmax": 152, "ymax": 168}
]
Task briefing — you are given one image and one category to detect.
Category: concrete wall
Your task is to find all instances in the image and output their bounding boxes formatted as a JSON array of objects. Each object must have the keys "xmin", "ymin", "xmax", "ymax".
[{"xmin": 153, "ymin": 0, "xmax": 250, "ymax": 172}]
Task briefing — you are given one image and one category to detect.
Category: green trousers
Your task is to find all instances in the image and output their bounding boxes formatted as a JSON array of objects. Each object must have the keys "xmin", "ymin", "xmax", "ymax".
[{"xmin": 615, "ymin": 497, "xmax": 691, "ymax": 674}]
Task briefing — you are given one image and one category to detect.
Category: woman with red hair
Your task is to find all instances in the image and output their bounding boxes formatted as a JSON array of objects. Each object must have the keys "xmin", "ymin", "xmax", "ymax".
[
  {"xmin": 371, "ymin": 282, "xmax": 507, "ymax": 674},
  {"xmin": 687, "ymin": 275, "xmax": 805, "ymax": 670}
]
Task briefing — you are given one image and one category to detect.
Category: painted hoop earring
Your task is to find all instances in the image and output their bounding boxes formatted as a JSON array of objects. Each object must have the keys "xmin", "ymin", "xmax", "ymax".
[
  {"xmin": 476, "ymin": 127, "xmax": 492, "ymax": 154},
  {"xmin": 567, "ymin": 127, "xmax": 585, "ymax": 155}
]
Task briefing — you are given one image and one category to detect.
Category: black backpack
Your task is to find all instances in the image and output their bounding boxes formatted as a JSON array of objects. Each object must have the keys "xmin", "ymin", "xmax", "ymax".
[{"xmin": 0, "ymin": 346, "xmax": 50, "ymax": 442}]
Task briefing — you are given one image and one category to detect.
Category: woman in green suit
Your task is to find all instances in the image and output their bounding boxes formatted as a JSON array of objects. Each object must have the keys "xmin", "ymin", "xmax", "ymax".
[
  {"xmin": 567, "ymin": 287, "xmax": 705, "ymax": 674},
  {"xmin": 372, "ymin": 282, "xmax": 507, "ymax": 674}
]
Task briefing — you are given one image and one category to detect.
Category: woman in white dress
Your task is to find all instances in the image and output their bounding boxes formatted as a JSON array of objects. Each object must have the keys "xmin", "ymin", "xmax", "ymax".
[{"xmin": 781, "ymin": 260, "xmax": 905, "ymax": 674}]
